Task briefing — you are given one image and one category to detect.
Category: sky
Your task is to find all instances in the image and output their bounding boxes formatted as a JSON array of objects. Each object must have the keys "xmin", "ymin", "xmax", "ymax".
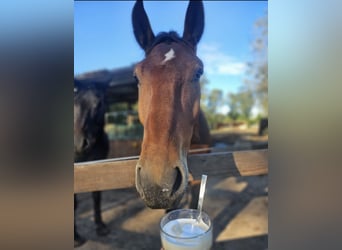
[{"xmin": 74, "ymin": 1, "xmax": 267, "ymax": 107}]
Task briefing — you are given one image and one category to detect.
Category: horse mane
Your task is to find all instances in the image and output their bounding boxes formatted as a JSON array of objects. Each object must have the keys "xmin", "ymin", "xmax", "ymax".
[{"xmin": 146, "ymin": 31, "xmax": 194, "ymax": 55}]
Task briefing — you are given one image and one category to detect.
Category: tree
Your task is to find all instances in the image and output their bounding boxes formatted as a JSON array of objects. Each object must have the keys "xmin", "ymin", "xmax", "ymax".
[
  {"xmin": 199, "ymin": 74, "xmax": 210, "ymax": 109},
  {"xmin": 207, "ymin": 89, "xmax": 223, "ymax": 114},
  {"xmin": 200, "ymin": 85, "xmax": 225, "ymax": 129},
  {"xmin": 245, "ymin": 11, "xmax": 268, "ymax": 116},
  {"xmin": 227, "ymin": 93, "xmax": 240, "ymax": 121},
  {"xmin": 227, "ymin": 90, "xmax": 255, "ymax": 122},
  {"xmin": 238, "ymin": 90, "xmax": 255, "ymax": 120}
]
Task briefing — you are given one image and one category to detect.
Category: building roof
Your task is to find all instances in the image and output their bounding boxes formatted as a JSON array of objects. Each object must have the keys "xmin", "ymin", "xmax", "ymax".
[{"xmin": 75, "ymin": 64, "xmax": 138, "ymax": 104}]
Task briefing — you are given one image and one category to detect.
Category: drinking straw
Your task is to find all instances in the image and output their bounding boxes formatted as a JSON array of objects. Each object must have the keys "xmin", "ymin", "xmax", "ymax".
[{"xmin": 197, "ymin": 174, "xmax": 207, "ymax": 222}]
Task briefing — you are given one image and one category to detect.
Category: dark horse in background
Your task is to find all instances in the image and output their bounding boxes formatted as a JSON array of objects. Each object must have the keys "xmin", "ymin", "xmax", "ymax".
[
  {"xmin": 132, "ymin": 0, "xmax": 210, "ymax": 210},
  {"xmin": 74, "ymin": 80, "xmax": 110, "ymax": 247}
]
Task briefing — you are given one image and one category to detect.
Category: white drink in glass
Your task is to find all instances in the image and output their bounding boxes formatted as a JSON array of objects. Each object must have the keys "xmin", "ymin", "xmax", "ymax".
[{"xmin": 160, "ymin": 209, "xmax": 213, "ymax": 250}]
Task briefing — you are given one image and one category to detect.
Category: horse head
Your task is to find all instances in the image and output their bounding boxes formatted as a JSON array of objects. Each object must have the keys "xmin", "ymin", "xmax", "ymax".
[
  {"xmin": 132, "ymin": 0, "xmax": 205, "ymax": 209},
  {"xmin": 74, "ymin": 80, "xmax": 108, "ymax": 162}
]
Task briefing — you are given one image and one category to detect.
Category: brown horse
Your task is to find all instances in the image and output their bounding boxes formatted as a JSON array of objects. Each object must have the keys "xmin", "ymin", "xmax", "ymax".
[
  {"xmin": 132, "ymin": 0, "xmax": 210, "ymax": 209},
  {"xmin": 74, "ymin": 80, "xmax": 110, "ymax": 247}
]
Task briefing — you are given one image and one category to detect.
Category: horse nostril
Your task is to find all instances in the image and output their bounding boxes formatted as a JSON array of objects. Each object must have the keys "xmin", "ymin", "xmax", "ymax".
[
  {"xmin": 171, "ymin": 167, "xmax": 183, "ymax": 196},
  {"xmin": 82, "ymin": 138, "xmax": 90, "ymax": 150},
  {"xmin": 136, "ymin": 165, "xmax": 142, "ymax": 186}
]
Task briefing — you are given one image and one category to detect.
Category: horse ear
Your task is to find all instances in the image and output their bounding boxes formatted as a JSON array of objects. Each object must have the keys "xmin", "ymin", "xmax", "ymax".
[
  {"xmin": 132, "ymin": 0, "xmax": 155, "ymax": 52},
  {"xmin": 182, "ymin": 0, "xmax": 204, "ymax": 49}
]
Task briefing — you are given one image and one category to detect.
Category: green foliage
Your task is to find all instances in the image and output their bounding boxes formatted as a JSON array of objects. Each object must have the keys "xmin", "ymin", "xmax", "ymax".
[
  {"xmin": 105, "ymin": 109, "xmax": 143, "ymax": 140},
  {"xmin": 238, "ymin": 90, "xmax": 255, "ymax": 120},
  {"xmin": 204, "ymin": 112, "xmax": 226, "ymax": 130},
  {"xmin": 227, "ymin": 93, "xmax": 240, "ymax": 121},
  {"xmin": 228, "ymin": 110, "xmax": 240, "ymax": 121},
  {"xmin": 201, "ymin": 82, "xmax": 256, "ymax": 129},
  {"xmin": 108, "ymin": 102, "xmax": 130, "ymax": 112},
  {"xmin": 199, "ymin": 74, "xmax": 210, "ymax": 106},
  {"xmin": 227, "ymin": 90, "xmax": 255, "ymax": 122},
  {"xmin": 105, "ymin": 123, "xmax": 143, "ymax": 140},
  {"xmin": 197, "ymin": 12, "xmax": 268, "ymax": 131},
  {"xmin": 245, "ymin": 11, "xmax": 268, "ymax": 116},
  {"xmin": 204, "ymin": 89, "xmax": 223, "ymax": 114},
  {"xmin": 107, "ymin": 112, "xmax": 127, "ymax": 124}
]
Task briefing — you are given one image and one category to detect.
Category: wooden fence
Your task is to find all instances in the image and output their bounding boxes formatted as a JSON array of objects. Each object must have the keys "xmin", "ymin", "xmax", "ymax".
[{"xmin": 74, "ymin": 149, "xmax": 268, "ymax": 193}]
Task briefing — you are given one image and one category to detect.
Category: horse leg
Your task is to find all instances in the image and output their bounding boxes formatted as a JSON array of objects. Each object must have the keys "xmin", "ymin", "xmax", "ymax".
[
  {"xmin": 74, "ymin": 194, "xmax": 86, "ymax": 247},
  {"xmin": 92, "ymin": 191, "xmax": 110, "ymax": 236}
]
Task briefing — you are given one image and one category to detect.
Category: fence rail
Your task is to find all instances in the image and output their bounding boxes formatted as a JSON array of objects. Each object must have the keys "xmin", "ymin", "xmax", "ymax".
[{"xmin": 74, "ymin": 149, "xmax": 268, "ymax": 193}]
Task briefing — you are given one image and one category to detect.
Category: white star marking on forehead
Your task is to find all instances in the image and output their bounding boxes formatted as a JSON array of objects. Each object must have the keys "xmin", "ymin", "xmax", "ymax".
[{"xmin": 161, "ymin": 48, "xmax": 176, "ymax": 65}]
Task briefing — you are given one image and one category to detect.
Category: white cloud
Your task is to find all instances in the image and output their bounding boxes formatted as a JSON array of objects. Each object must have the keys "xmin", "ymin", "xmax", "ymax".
[
  {"xmin": 218, "ymin": 63, "xmax": 246, "ymax": 75},
  {"xmin": 198, "ymin": 43, "xmax": 246, "ymax": 76}
]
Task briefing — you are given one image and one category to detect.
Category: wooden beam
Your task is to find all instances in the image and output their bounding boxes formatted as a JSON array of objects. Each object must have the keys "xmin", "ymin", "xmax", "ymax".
[
  {"xmin": 188, "ymin": 149, "xmax": 268, "ymax": 179},
  {"xmin": 74, "ymin": 149, "xmax": 268, "ymax": 193}
]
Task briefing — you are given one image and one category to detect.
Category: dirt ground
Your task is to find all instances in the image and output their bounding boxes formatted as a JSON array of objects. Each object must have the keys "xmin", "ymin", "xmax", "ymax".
[{"xmin": 75, "ymin": 126, "xmax": 268, "ymax": 250}]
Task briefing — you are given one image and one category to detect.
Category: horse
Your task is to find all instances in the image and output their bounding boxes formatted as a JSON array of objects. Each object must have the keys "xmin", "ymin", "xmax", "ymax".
[
  {"xmin": 132, "ymin": 0, "xmax": 210, "ymax": 209},
  {"xmin": 74, "ymin": 80, "xmax": 110, "ymax": 247},
  {"xmin": 258, "ymin": 117, "xmax": 268, "ymax": 136}
]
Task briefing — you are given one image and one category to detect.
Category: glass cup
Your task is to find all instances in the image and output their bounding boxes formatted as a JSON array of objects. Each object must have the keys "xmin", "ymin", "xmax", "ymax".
[{"xmin": 160, "ymin": 209, "xmax": 213, "ymax": 250}]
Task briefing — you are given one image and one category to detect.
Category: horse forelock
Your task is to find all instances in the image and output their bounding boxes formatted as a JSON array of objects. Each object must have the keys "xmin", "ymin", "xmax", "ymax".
[
  {"xmin": 145, "ymin": 31, "xmax": 194, "ymax": 55},
  {"xmin": 74, "ymin": 85, "xmax": 106, "ymax": 131}
]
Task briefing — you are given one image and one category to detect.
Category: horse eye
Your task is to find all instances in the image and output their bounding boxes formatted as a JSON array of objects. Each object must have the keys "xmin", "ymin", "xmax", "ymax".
[
  {"xmin": 133, "ymin": 74, "xmax": 140, "ymax": 87},
  {"xmin": 193, "ymin": 68, "xmax": 203, "ymax": 82}
]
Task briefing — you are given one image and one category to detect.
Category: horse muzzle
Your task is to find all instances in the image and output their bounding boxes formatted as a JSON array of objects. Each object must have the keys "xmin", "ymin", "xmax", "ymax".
[{"xmin": 135, "ymin": 161, "xmax": 188, "ymax": 209}]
